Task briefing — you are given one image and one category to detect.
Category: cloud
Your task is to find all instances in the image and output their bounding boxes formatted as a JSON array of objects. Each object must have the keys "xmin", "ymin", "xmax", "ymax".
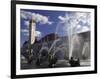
[
  {"xmin": 77, "ymin": 26, "xmax": 89, "ymax": 33},
  {"xmin": 21, "ymin": 28, "xmax": 42, "ymax": 38},
  {"xmin": 35, "ymin": 31, "xmax": 42, "ymax": 37},
  {"xmin": 58, "ymin": 12, "xmax": 91, "ymax": 34},
  {"xmin": 24, "ymin": 33, "xmax": 29, "ymax": 36},
  {"xmin": 48, "ymin": 21, "xmax": 53, "ymax": 25},
  {"xmin": 21, "ymin": 29, "xmax": 28, "ymax": 33},
  {"xmin": 21, "ymin": 11, "xmax": 32, "ymax": 19},
  {"xmin": 81, "ymin": 26, "xmax": 89, "ymax": 32},
  {"xmin": 24, "ymin": 21, "xmax": 29, "ymax": 27},
  {"xmin": 21, "ymin": 10, "xmax": 53, "ymax": 25},
  {"xmin": 58, "ymin": 16, "xmax": 66, "ymax": 22}
]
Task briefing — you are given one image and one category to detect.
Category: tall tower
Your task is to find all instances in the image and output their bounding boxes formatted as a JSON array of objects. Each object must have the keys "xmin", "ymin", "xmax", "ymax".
[
  {"xmin": 28, "ymin": 18, "xmax": 36, "ymax": 62},
  {"xmin": 30, "ymin": 18, "xmax": 36, "ymax": 44}
]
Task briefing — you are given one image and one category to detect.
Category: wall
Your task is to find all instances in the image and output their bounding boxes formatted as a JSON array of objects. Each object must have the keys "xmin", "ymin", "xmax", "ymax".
[{"xmin": 0, "ymin": 0, "xmax": 99, "ymax": 79}]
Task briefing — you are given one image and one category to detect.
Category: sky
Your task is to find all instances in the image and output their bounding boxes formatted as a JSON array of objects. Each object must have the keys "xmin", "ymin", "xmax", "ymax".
[{"xmin": 20, "ymin": 9, "xmax": 91, "ymax": 46}]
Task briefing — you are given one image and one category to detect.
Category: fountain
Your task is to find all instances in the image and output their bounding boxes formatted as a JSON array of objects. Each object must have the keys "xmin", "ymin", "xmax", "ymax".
[
  {"xmin": 38, "ymin": 12, "xmax": 90, "ymax": 63},
  {"xmin": 39, "ymin": 42, "xmax": 49, "ymax": 54},
  {"xmin": 54, "ymin": 12, "xmax": 89, "ymax": 59},
  {"xmin": 69, "ymin": 34, "xmax": 81, "ymax": 59},
  {"xmin": 82, "ymin": 42, "xmax": 90, "ymax": 59}
]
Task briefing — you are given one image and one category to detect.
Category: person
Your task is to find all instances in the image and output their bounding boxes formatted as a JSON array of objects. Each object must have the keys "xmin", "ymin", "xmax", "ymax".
[{"xmin": 69, "ymin": 57, "xmax": 75, "ymax": 67}]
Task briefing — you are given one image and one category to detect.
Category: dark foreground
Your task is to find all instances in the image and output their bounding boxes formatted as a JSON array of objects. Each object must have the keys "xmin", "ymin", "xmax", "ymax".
[{"xmin": 21, "ymin": 59, "xmax": 90, "ymax": 69}]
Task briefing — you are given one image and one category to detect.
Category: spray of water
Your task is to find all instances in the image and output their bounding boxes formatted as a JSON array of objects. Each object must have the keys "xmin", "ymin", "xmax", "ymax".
[
  {"xmin": 82, "ymin": 42, "xmax": 90, "ymax": 58},
  {"xmin": 57, "ymin": 12, "xmax": 90, "ymax": 59}
]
